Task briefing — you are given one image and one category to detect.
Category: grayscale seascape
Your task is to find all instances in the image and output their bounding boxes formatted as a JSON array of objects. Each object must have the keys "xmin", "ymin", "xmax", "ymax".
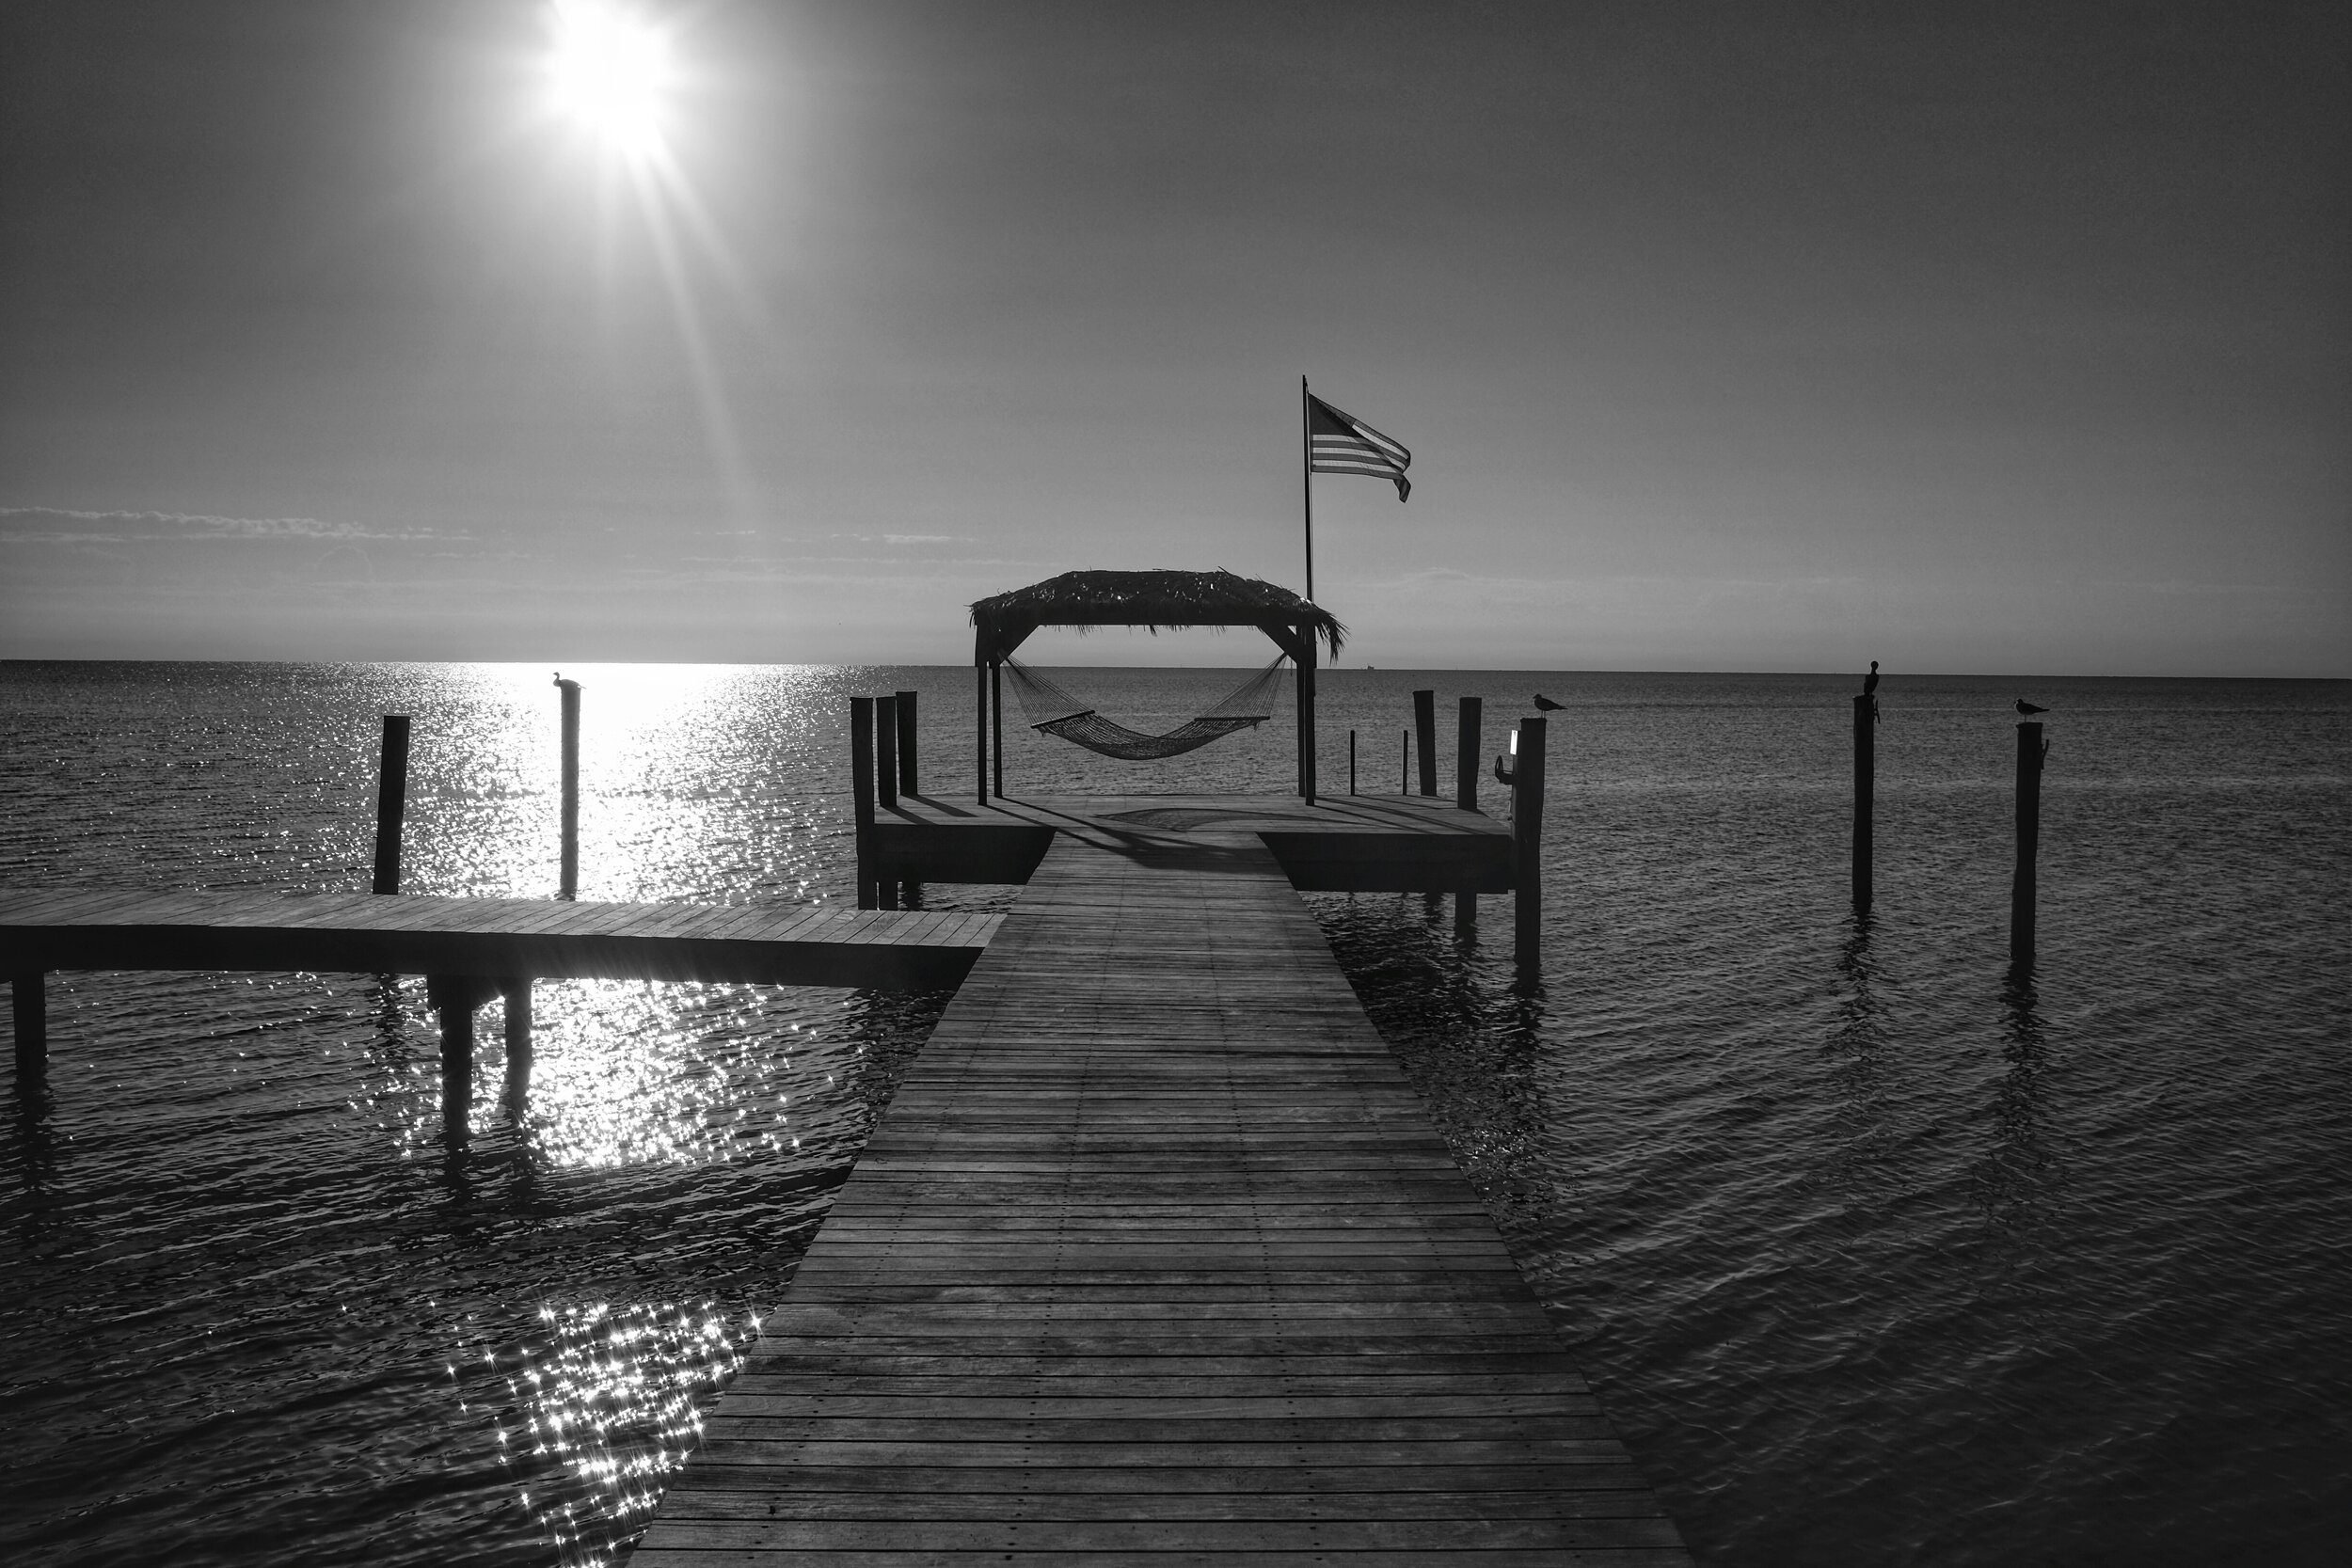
[{"xmin": 2, "ymin": 659, "xmax": 2344, "ymax": 1567}]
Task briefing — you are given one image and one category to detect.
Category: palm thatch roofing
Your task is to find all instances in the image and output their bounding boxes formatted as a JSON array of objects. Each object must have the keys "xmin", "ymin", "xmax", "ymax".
[{"xmin": 971, "ymin": 569, "xmax": 1345, "ymax": 660}]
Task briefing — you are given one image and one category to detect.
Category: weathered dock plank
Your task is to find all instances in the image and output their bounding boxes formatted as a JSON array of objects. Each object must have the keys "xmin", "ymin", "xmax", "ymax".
[{"xmin": 643, "ymin": 826, "xmax": 1690, "ymax": 1563}]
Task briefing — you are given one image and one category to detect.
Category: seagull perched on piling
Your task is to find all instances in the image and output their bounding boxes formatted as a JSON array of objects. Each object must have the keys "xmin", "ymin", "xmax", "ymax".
[
  {"xmin": 2014, "ymin": 698, "xmax": 2048, "ymax": 715},
  {"xmin": 1533, "ymin": 693, "xmax": 1564, "ymax": 710},
  {"xmin": 1862, "ymin": 660, "xmax": 1879, "ymax": 695}
]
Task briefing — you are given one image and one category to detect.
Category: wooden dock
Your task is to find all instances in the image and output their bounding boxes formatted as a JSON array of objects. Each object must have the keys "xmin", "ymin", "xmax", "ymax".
[{"xmin": 638, "ymin": 807, "xmax": 1692, "ymax": 1564}]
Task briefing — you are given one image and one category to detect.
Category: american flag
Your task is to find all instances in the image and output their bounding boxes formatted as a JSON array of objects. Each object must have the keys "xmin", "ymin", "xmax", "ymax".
[{"xmin": 1307, "ymin": 393, "xmax": 1411, "ymax": 500}]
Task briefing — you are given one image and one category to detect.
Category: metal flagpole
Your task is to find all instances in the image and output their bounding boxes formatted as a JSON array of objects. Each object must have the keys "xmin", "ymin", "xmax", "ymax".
[{"xmin": 1300, "ymin": 374, "xmax": 1314, "ymax": 603}]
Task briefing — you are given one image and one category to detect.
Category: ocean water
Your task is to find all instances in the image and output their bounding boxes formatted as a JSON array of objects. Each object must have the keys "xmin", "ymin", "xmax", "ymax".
[{"xmin": 0, "ymin": 660, "xmax": 2344, "ymax": 1566}]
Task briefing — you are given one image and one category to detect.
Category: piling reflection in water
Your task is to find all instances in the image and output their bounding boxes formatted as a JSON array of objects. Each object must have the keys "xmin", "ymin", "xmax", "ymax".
[
  {"xmin": 1973, "ymin": 967, "xmax": 2059, "ymax": 1255},
  {"xmin": 1818, "ymin": 915, "xmax": 1895, "ymax": 1196}
]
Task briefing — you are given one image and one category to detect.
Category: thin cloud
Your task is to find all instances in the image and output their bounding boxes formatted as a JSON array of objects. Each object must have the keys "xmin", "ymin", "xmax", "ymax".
[{"xmin": 0, "ymin": 507, "xmax": 454, "ymax": 543}]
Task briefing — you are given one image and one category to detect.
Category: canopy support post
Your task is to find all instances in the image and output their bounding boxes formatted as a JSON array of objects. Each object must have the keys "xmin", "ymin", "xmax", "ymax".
[{"xmin": 974, "ymin": 648, "xmax": 989, "ymax": 804}]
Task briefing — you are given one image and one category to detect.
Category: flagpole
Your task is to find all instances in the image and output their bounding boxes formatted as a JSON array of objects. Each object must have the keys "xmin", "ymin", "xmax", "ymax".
[{"xmin": 1300, "ymin": 374, "xmax": 1313, "ymax": 603}]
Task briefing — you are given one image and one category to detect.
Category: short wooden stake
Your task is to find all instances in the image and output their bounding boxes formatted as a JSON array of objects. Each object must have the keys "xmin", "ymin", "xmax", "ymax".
[
  {"xmin": 1349, "ymin": 729, "xmax": 1358, "ymax": 796},
  {"xmin": 1852, "ymin": 693, "xmax": 1875, "ymax": 915},
  {"xmin": 12, "ymin": 971, "xmax": 45, "ymax": 1083},
  {"xmin": 1413, "ymin": 689, "xmax": 1438, "ymax": 797},
  {"xmin": 2010, "ymin": 721, "xmax": 2045, "ymax": 966},
  {"xmin": 850, "ymin": 696, "xmax": 878, "ymax": 910},
  {"xmin": 372, "ymin": 715, "xmax": 410, "ymax": 895},
  {"xmin": 1512, "ymin": 717, "xmax": 1548, "ymax": 978},
  {"xmin": 500, "ymin": 979, "xmax": 532, "ymax": 1117},
  {"xmin": 1400, "ymin": 729, "xmax": 1409, "ymax": 794},
  {"xmin": 895, "ymin": 689, "xmax": 919, "ymax": 795},
  {"xmin": 553, "ymin": 676, "xmax": 581, "ymax": 899},
  {"xmin": 875, "ymin": 694, "xmax": 899, "ymax": 811},
  {"xmin": 1456, "ymin": 696, "xmax": 1482, "ymax": 812}
]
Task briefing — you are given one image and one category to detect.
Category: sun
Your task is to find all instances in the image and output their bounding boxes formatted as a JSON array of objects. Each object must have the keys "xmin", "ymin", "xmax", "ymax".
[{"xmin": 544, "ymin": 0, "xmax": 672, "ymax": 156}]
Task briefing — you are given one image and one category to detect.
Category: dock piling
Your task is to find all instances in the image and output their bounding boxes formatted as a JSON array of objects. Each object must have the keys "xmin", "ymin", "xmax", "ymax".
[
  {"xmin": 895, "ymin": 690, "xmax": 918, "ymax": 795},
  {"xmin": 1456, "ymin": 697, "xmax": 1483, "ymax": 936},
  {"xmin": 2011, "ymin": 721, "xmax": 2045, "ymax": 966},
  {"xmin": 553, "ymin": 676, "xmax": 581, "ymax": 899},
  {"xmin": 1348, "ymin": 729, "xmax": 1357, "ymax": 795},
  {"xmin": 875, "ymin": 695, "xmax": 899, "ymax": 811},
  {"xmin": 1512, "ymin": 716, "xmax": 1548, "ymax": 979},
  {"xmin": 1400, "ymin": 729, "xmax": 1409, "ymax": 794},
  {"xmin": 1852, "ymin": 693, "xmax": 1875, "ymax": 914},
  {"xmin": 1413, "ymin": 689, "xmax": 1438, "ymax": 797},
  {"xmin": 372, "ymin": 715, "xmax": 410, "ymax": 895},
  {"xmin": 426, "ymin": 974, "xmax": 497, "ymax": 1140},
  {"xmin": 500, "ymin": 979, "xmax": 532, "ymax": 1117},
  {"xmin": 12, "ymin": 971, "xmax": 43, "ymax": 1083},
  {"xmin": 851, "ymin": 697, "xmax": 878, "ymax": 910},
  {"xmin": 1456, "ymin": 696, "xmax": 1482, "ymax": 812}
]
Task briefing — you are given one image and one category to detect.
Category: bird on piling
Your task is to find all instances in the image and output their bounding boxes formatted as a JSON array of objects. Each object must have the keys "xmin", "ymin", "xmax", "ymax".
[
  {"xmin": 2014, "ymin": 698, "xmax": 2049, "ymax": 715},
  {"xmin": 1863, "ymin": 660, "xmax": 1880, "ymax": 695},
  {"xmin": 1533, "ymin": 693, "xmax": 1564, "ymax": 710}
]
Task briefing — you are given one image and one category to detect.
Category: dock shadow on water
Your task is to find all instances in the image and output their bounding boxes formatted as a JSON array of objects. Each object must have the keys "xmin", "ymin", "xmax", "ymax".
[{"xmin": 0, "ymin": 970, "xmax": 952, "ymax": 1568}]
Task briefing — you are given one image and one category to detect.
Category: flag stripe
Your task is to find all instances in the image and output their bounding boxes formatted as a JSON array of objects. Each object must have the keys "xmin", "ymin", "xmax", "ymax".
[{"xmin": 1306, "ymin": 391, "xmax": 1411, "ymax": 499}]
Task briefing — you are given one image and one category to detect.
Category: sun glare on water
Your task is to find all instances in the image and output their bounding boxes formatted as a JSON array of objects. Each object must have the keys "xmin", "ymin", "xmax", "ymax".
[{"xmin": 545, "ymin": 0, "xmax": 672, "ymax": 155}]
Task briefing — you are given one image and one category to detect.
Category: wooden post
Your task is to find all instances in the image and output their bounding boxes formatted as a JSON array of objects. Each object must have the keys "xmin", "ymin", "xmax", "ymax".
[
  {"xmin": 896, "ymin": 689, "xmax": 918, "ymax": 795},
  {"xmin": 1853, "ymin": 693, "xmax": 1875, "ymax": 915},
  {"xmin": 1400, "ymin": 729, "xmax": 1409, "ymax": 794},
  {"xmin": 2010, "ymin": 721, "xmax": 2045, "ymax": 966},
  {"xmin": 553, "ymin": 676, "xmax": 581, "ymax": 899},
  {"xmin": 500, "ymin": 979, "xmax": 532, "ymax": 1117},
  {"xmin": 1455, "ymin": 697, "xmax": 1482, "ymax": 935},
  {"xmin": 12, "ymin": 972, "xmax": 44, "ymax": 1083},
  {"xmin": 372, "ymin": 715, "xmax": 410, "ymax": 895},
  {"xmin": 1413, "ymin": 689, "xmax": 1438, "ymax": 797},
  {"xmin": 875, "ymin": 694, "xmax": 899, "ymax": 811},
  {"xmin": 868, "ymin": 697, "xmax": 901, "ymax": 908},
  {"xmin": 975, "ymin": 657, "xmax": 990, "ymax": 804},
  {"xmin": 1349, "ymin": 729, "xmax": 1358, "ymax": 796},
  {"xmin": 1456, "ymin": 697, "xmax": 1482, "ymax": 812},
  {"xmin": 992, "ymin": 660, "xmax": 1006, "ymax": 800},
  {"xmin": 1513, "ymin": 716, "xmax": 1548, "ymax": 979},
  {"xmin": 1296, "ymin": 632, "xmax": 1318, "ymax": 804},
  {"xmin": 426, "ymin": 974, "xmax": 495, "ymax": 1142},
  {"xmin": 850, "ymin": 697, "xmax": 877, "ymax": 909}
]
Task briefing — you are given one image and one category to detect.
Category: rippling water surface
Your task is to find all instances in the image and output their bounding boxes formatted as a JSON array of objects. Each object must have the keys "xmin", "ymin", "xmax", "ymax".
[{"xmin": 1, "ymin": 661, "xmax": 2344, "ymax": 1566}]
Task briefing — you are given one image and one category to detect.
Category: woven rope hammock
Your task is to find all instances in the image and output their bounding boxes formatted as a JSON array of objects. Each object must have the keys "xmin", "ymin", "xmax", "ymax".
[{"xmin": 1003, "ymin": 656, "xmax": 1288, "ymax": 761}]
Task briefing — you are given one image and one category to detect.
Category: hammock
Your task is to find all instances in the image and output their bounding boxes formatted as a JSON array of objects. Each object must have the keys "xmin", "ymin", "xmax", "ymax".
[{"xmin": 1002, "ymin": 656, "xmax": 1288, "ymax": 761}]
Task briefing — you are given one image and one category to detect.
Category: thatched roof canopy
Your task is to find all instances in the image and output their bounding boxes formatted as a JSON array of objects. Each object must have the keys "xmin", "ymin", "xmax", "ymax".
[{"xmin": 971, "ymin": 569, "xmax": 1345, "ymax": 661}]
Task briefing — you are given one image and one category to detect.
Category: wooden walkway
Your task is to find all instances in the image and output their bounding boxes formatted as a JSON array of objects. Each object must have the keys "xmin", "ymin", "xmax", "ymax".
[
  {"xmin": 0, "ymin": 889, "xmax": 998, "ymax": 990},
  {"xmin": 639, "ymin": 824, "xmax": 1692, "ymax": 1564}
]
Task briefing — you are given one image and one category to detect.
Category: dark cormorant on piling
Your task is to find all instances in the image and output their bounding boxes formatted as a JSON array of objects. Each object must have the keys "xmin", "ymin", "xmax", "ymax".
[
  {"xmin": 1533, "ymin": 694, "xmax": 1564, "ymax": 710},
  {"xmin": 2014, "ymin": 698, "xmax": 2049, "ymax": 715},
  {"xmin": 1863, "ymin": 660, "xmax": 1879, "ymax": 695}
]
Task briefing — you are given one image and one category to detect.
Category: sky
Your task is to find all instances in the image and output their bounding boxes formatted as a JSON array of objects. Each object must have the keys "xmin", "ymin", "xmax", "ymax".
[{"xmin": 2, "ymin": 0, "xmax": 2345, "ymax": 674}]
